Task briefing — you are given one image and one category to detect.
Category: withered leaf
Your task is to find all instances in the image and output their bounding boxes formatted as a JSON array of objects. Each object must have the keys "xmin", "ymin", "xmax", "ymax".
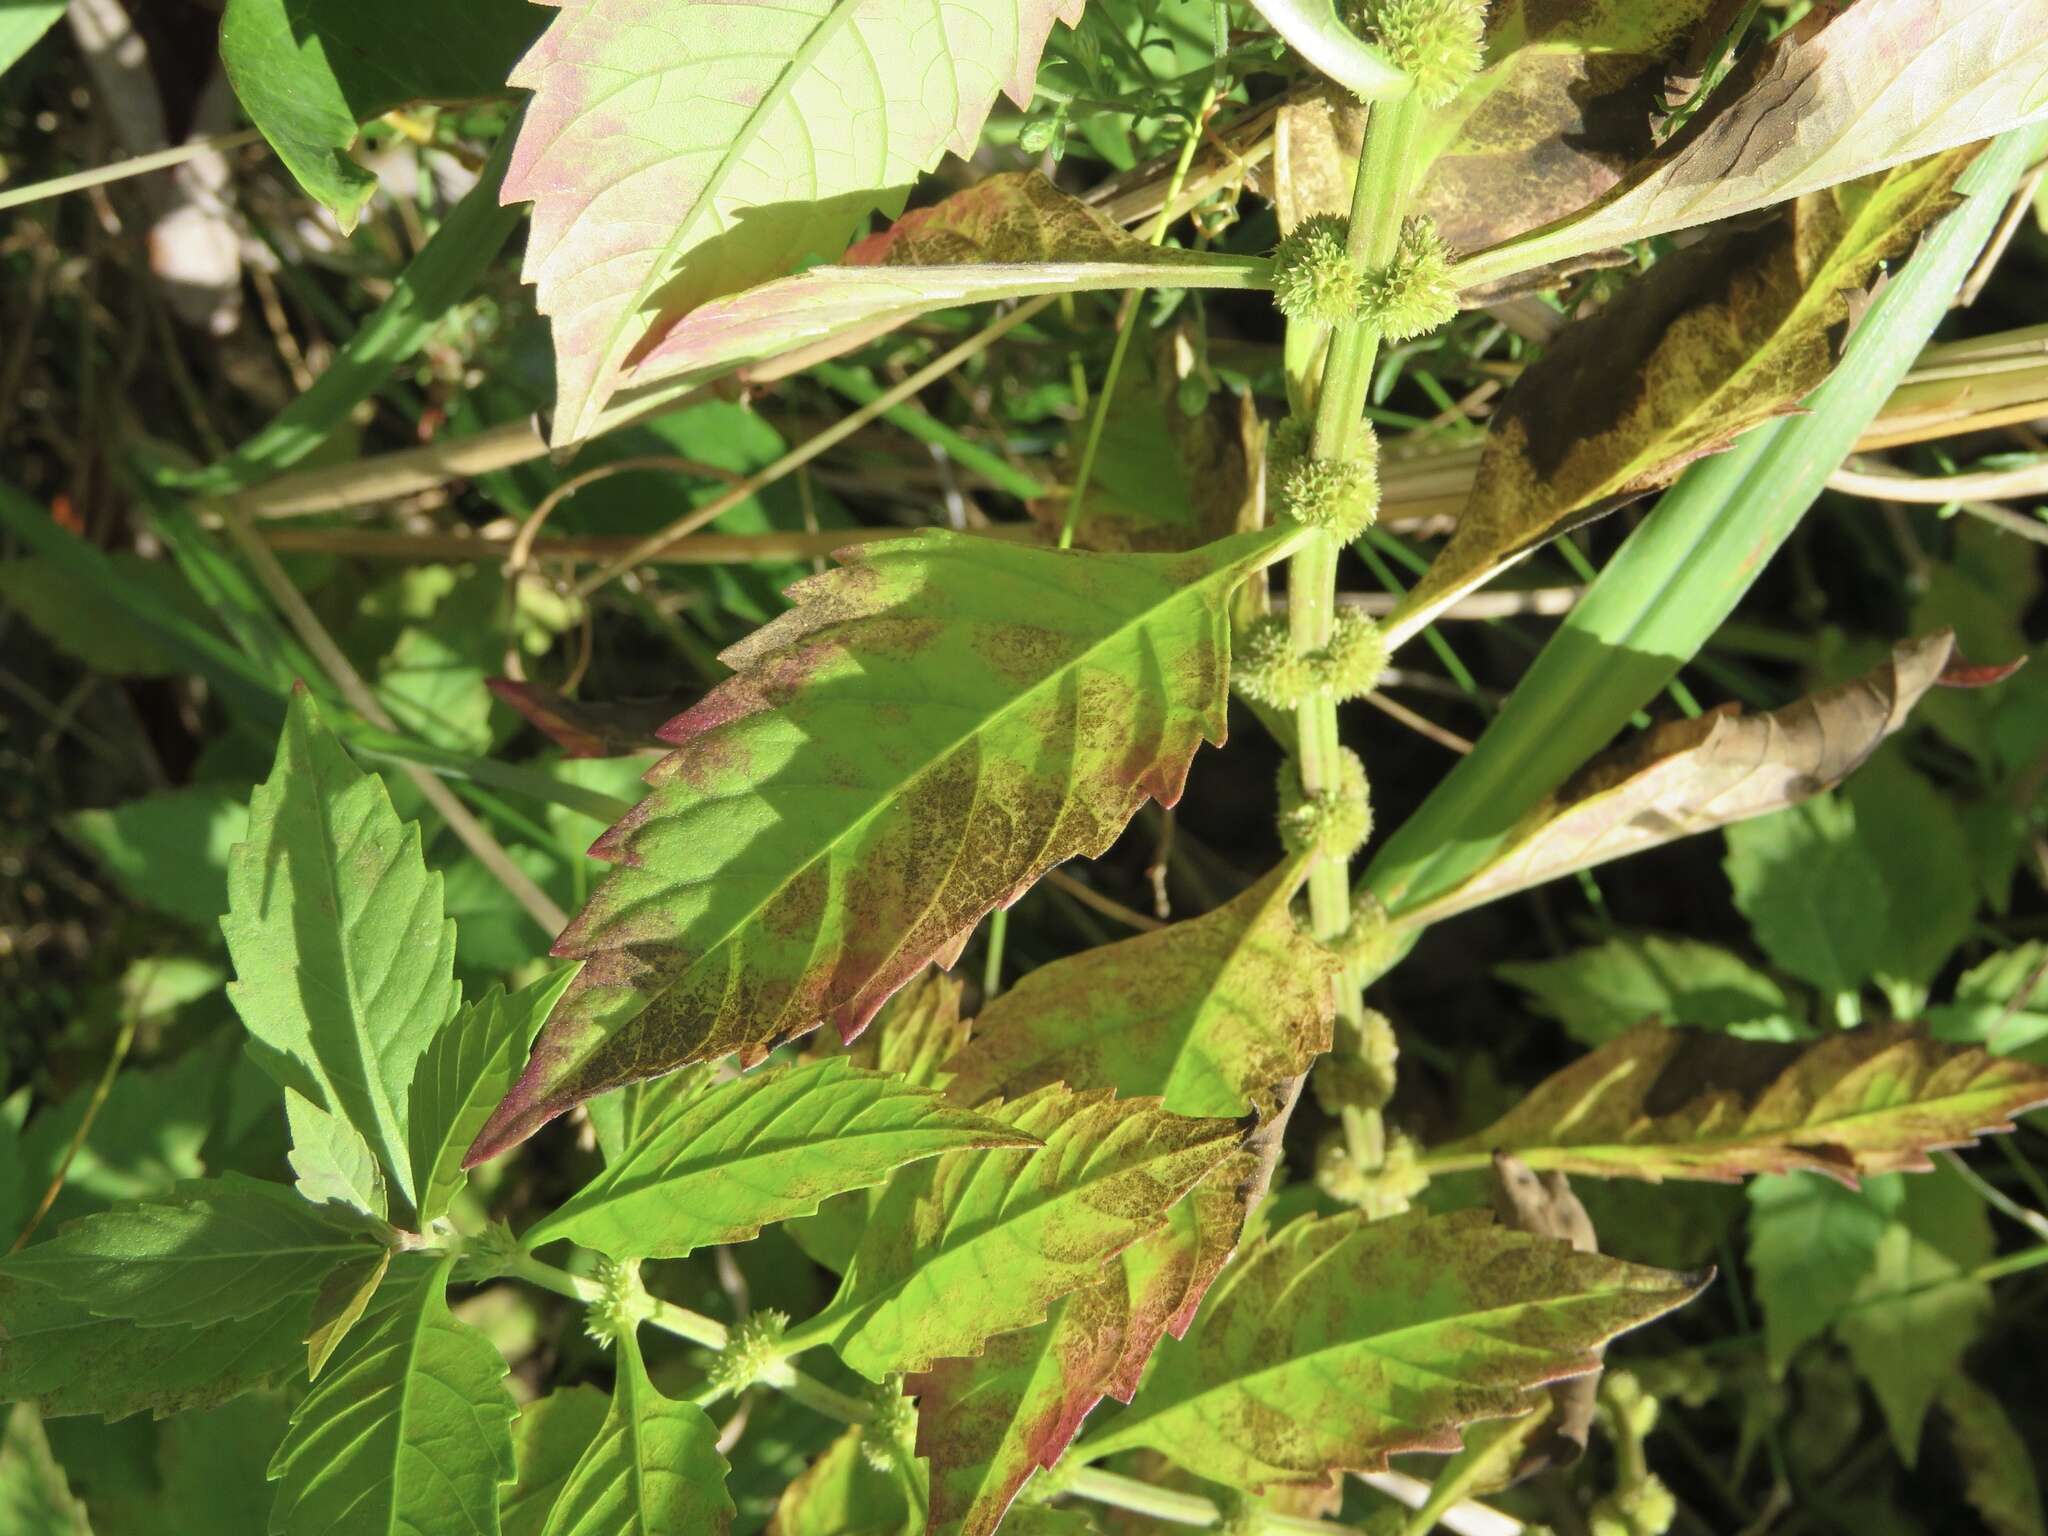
[
  {"xmin": 1399, "ymin": 148, "xmax": 1977, "ymax": 629},
  {"xmin": 1441, "ymin": 1023, "xmax": 2048, "ymax": 1184},
  {"xmin": 1407, "ymin": 631, "xmax": 1959, "ymax": 925}
]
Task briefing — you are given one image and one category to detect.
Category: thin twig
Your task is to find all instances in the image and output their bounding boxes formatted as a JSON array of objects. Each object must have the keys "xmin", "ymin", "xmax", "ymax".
[
  {"xmin": 11, "ymin": 967, "xmax": 146, "ymax": 1252},
  {"xmin": 214, "ymin": 500, "xmax": 569, "ymax": 936},
  {"xmin": 1828, "ymin": 454, "xmax": 2048, "ymax": 506},
  {"xmin": 1044, "ymin": 869, "xmax": 1167, "ymax": 932},
  {"xmin": 572, "ymin": 297, "xmax": 1058, "ymax": 596},
  {"xmin": 0, "ymin": 129, "xmax": 265, "ymax": 214},
  {"xmin": 1363, "ymin": 691, "xmax": 1474, "ymax": 755}
]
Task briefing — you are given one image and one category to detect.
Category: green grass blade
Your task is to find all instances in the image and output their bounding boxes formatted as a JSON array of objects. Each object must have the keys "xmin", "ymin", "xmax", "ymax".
[{"xmin": 1366, "ymin": 123, "xmax": 2048, "ymax": 918}]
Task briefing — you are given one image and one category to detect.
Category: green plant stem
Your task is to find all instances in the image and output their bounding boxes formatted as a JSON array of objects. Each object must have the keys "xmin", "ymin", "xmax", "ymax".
[{"xmin": 1287, "ymin": 91, "xmax": 1426, "ymax": 990}]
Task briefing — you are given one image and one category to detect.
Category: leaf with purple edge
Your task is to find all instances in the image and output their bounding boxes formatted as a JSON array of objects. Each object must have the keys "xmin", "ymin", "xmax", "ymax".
[{"xmin": 468, "ymin": 526, "xmax": 1298, "ymax": 1163}]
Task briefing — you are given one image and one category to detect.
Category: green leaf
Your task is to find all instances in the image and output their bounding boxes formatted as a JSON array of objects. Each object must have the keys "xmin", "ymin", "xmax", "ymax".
[
  {"xmin": 474, "ymin": 527, "xmax": 1294, "ymax": 1159},
  {"xmin": 814, "ymin": 1087, "xmax": 1243, "ymax": 1380},
  {"xmin": 537, "ymin": 1331, "xmax": 734, "ymax": 1536},
  {"xmin": 223, "ymin": 690, "xmax": 460, "ymax": 1216},
  {"xmin": 506, "ymin": 0, "xmax": 1091, "ymax": 442},
  {"xmin": 1836, "ymin": 1165, "xmax": 1993, "ymax": 1463},
  {"xmin": 217, "ymin": 0, "xmax": 542, "ymax": 227},
  {"xmin": 0, "ymin": 4, "xmax": 64, "ymax": 81},
  {"xmin": 1747, "ymin": 1171, "xmax": 1891, "ymax": 1371},
  {"xmin": 1404, "ymin": 150, "xmax": 1979, "ymax": 627},
  {"xmin": 622, "ymin": 172, "xmax": 1270, "ymax": 401},
  {"xmin": 1456, "ymin": 0, "xmax": 2048, "ymax": 292},
  {"xmin": 1930, "ymin": 943, "xmax": 2048, "ymax": 1058},
  {"xmin": 268, "ymin": 1258, "xmax": 517, "ymax": 1536},
  {"xmin": 150, "ymin": 1392, "xmax": 290, "ymax": 1536},
  {"xmin": 63, "ymin": 784, "xmax": 249, "ymax": 931},
  {"xmin": 13, "ymin": 1047, "xmax": 217, "ymax": 1232},
  {"xmin": 0, "ymin": 552, "xmax": 218, "ymax": 677},
  {"xmin": 1077, "ymin": 1208, "xmax": 1703, "ymax": 1488},
  {"xmin": 1499, "ymin": 935, "xmax": 1797, "ymax": 1048},
  {"xmin": 409, "ymin": 968, "xmax": 579, "ymax": 1227},
  {"xmin": 502, "ymin": 1388, "xmax": 610, "ymax": 1536},
  {"xmin": 1, "ymin": 1174, "xmax": 382, "ymax": 1329},
  {"xmin": 0, "ymin": 1270, "xmax": 313, "ymax": 1421},
  {"xmin": 1433, "ymin": 1023, "xmax": 2048, "ymax": 1182},
  {"xmin": 525, "ymin": 1056, "xmax": 1035, "ymax": 1261},
  {"xmin": 1940, "ymin": 1374, "xmax": 2047, "ymax": 1536},
  {"xmin": 947, "ymin": 858, "xmax": 1337, "ymax": 1118},
  {"xmin": 911, "ymin": 1166, "xmax": 1250, "ymax": 1536},
  {"xmin": 765, "ymin": 1426, "xmax": 909, "ymax": 1536},
  {"xmin": 1725, "ymin": 793, "xmax": 1890, "ymax": 995},
  {"xmin": 306, "ymin": 1248, "xmax": 392, "ymax": 1380},
  {"xmin": 1403, "ymin": 632, "xmax": 1961, "ymax": 928},
  {"xmin": 286, "ymin": 1090, "xmax": 390, "ymax": 1222},
  {"xmin": 1844, "ymin": 749, "xmax": 1978, "ymax": 991},
  {"xmin": 0, "ymin": 1404, "xmax": 92, "ymax": 1536}
]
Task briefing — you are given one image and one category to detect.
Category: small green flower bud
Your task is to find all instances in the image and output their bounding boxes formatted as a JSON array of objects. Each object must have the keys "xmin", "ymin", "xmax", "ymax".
[
  {"xmin": 1277, "ymin": 749, "xmax": 1372, "ymax": 860},
  {"xmin": 583, "ymin": 1258, "xmax": 648, "ymax": 1347},
  {"xmin": 1272, "ymin": 214, "xmax": 1368, "ymax": 325},
  {"xmin": 1357, "ymin": 0, "xmax": 1487, "ymax": 107},
  {"xmin": 709, "ymin": 1308, "xmax": 790, "ymax": 1394},
  {"xmin": 861, "ymin": 1377, "xmax": 920, "ymax": 1472},
  {"xmin": 459, "ymin": 1219, "xmax": 522, "ymax": 1282},
  {"xmin": 1320, "ymin": 609, "xmax": 1389, "ymax": 700},
  {"xmin": 1362, "ymin": 218, "xmax": 1461, "ymax": 342}
]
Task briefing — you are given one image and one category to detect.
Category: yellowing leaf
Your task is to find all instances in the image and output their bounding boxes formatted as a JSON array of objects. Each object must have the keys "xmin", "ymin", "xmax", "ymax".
[
  {"xmin": 811, "ymin": 1087, "xmax": 1242, "ymax": 1380},
  {"xmin": 622, "ymin": 173, "xmax": 1268, "ymax": 401},
  {"xmin": 1403, "ymin": 151, "xmax": 1978, "ymax": 628},
  {"xmin": 1076, "ymin": 1209, "xmax": 1703, "ymax": 1489},
  {"xmin": 1435, "ymin": 1022, "xmax": 2048, "ymax": 1183},
  {"xmin": 1457, "ymin": 0, "xmax": 2048, "ymax": 292},
  {"xmin": 470, "ymin": 528, "xmax": 1295, "ymax": 1161},
  {"xmin": 1404, "ymin": 632, "xmax": 1961, "ymax": 926},
  {"xmin": 946, "ymin": 858, "xmax": 1336, "ymax": 1119},
  {"xmin": 508, "ymin": 0, "xmax": 1086, "ymax": 443}
]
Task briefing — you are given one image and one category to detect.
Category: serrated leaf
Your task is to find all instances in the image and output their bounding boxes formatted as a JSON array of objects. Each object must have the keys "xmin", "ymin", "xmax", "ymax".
[
  {"xmin": 287, "ymin": 1089, "xmax": 390, "ymax": 1223},
  {"xmin": 1747, "ymin": 1171, "xmax": 1888, "ymax": 1372},
  {"xmin": 1941, "ymin": 1375, "xmax": 2047, "ymax": 1536},
  {"xmin": 62, "ymin": 782, "xmax": 248, "ymax": 931},
  {"xmin": 503, "ymin": 1388, "xmax": 611, "ymax": 1536},
  {"xmin": 1844, "ymin": 749, "xmax": 1979, "ymax": 991},
  {"xmin": 219, "ymin": 0, "xmax": 542, "ymax": 226},
  {"xmin": 472, "ymin": 527, "xmax": 1294, "ymax": 1160},
  {"xmin": 524, "ymin": 1057, "xmax": 1037, "ymax": 1260},
  {"xmin": 766, "ymin": 1425, "xmax": 910, "ymax": 1536},
  {"xmin": 910, "ymin": 1163, "xmax": 1249, "ymax": 1536},
  {"xmin": 0, "ymin": 1403, "xmax": 91, "ymax": 1536},
  {"xmin": 538, "ymin": 1331, "xmax": 733, "ymax": 1536},
  {"xmin": 0, "ymin": 1272, "xmax": 312, "ymax": 1422},
  {"xmin": 410, "ymin": 968, "xmax": 579, "ymax": 1226},
  {"xmin": 947, "ymin": 859, "xmax": 1336, "ymax": 1119},
  {"xmin": 307, "ymin": 1248, "xmax": 392, "ymax": 1381},
  {"xmin": 507, "ymin": 0, "xmax": 1089, "ymax": 444},
  {"xmin": 1441, "ymin": 1023, "xmax": 2048, "ymax": 1183},
  {"xmin": 0, "ymin": 1175, "xmax": 383, "ymax": 1329},
  {"xmin": 1079, "ymin": 1208, "xmax": 1703, "ymax": 1488},
  {"xmin": 268, "ymin": 1258, "xmax": 516, "ymax": 1536},
  {"xmin": 1837, "ymin": 1164, "xmax": 1992, "ymax": 1463},
  {"xmin": 1498, "ymin": 935, "xmax": 1797, "ymax": 1049},
  {"xmin": 1726, "ymin": 793, "xmax": 1889, "ymax": 995},
  {"xmin": 224, "ymin": 690, "xmax": 460, "ymax": 1217},
  {"xmin": 624, "ymin": 172, "xmax": 1268, "ymax": 400},
  {"xmin": 1457, "ymin": 0, "xmax": 2048, "ymax": 292},
  {"xmin": 1410, "ymin": 632, "xmax": 1960, "ymax": 926},
  {"xmin": 1408, "ymin": 152, "xmax": 1979, "ymax": 624},
  {"xmin": 816, "ymin": 1087, "xmax": 1242, "ymax": 1380}
]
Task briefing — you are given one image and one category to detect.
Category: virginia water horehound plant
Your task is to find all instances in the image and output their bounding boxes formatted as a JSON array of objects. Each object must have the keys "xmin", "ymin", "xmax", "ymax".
[{"xmin": 5, "ymin": 0, "xmax": 2048, "ymax": 1534}]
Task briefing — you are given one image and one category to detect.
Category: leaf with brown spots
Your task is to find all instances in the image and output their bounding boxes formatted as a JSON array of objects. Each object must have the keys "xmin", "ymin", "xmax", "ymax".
[
  {"xmin": 1403, "ymin": 632, "xmax": 1961, "ymax": 926},
  {"xmin": 621, "ymin": 174, "xmax": 1272, "ymax": 404},
  {"xmin": 1431, "ymin": 1022, "xmax": 2048, "ymax": 1185},
  {"xmin": 909, "ymin": 1160, "xmax": 1252, "ymax": 1536},
  {"xmin": 1399, "ymin": 148, "xmax": 1979, "ymax": 631},
  {"xmin": 1456, "ymin": 0, "xmax": 2048, "ymax": 293},
  {"xmin": 1075, "ymin": 1208, "xmax": 1703, "ymax": 1490},
  {"xmin": 469, "ymin": 526, "xmax": 1297, "ymax": 1163},
  {"xmin": 802, "ymin": 1086, "xmax": 1244, "ymax": 1381},
  {"xmin": 946, "ymin": 858, "xmax": 1337, "ymax": 1119}
]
